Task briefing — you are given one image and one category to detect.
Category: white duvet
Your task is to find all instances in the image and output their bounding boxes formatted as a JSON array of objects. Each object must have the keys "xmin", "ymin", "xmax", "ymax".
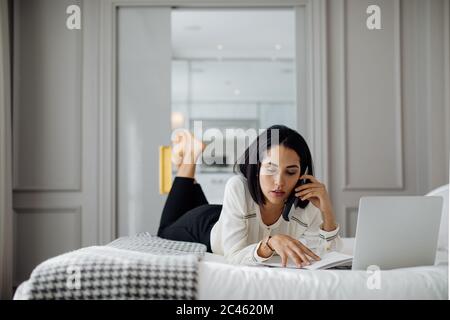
[{"xmin": 197, "ymin": 238, "xmax": 448, "ymax": 300}]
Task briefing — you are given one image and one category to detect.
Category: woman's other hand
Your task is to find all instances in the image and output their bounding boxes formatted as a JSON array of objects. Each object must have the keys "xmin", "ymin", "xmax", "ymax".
[{"xmin": 269, "ymin": 234, "xmax": 321, "ymax": 267}]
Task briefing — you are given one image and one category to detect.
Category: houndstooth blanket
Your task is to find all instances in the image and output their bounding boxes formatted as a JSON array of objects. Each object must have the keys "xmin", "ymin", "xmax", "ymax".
[{"xmin": 21, "ymin": 233, "xmax": 206, "ymax": 300}]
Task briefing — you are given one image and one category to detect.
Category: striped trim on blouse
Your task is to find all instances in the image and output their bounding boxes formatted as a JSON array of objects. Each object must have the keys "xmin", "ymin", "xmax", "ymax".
[
  {"xmin": 290, "ymin": 216, "xmax": 308, "ymax": 228},
  {"xmin": 319, "ymin": 233, "xmax": 338, "ymax": 241}
]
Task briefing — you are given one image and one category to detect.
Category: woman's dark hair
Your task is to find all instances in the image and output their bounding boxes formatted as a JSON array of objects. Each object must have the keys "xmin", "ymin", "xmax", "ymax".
[{"xmin": 234, "ymin": 125, "xmax": 314, "ymax": 209}]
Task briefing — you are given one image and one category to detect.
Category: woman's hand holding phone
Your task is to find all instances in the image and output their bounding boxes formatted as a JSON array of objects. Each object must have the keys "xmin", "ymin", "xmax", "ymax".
[
  {"xmin": 269, "ymin": 234, "xmax": 321, "ymax": 267},
  {"xmin": 294, "ymin": 174, "xmax": 338, "ymax": 232},
  {"xmin": 295, "ymin": 174, "xmax": 334, "ymax": 218}
]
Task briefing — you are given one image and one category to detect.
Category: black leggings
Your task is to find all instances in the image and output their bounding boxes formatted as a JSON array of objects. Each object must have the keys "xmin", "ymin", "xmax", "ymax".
[{"xmin": 157, "ymin": 177, "xmax": 222, "ymax": 252}]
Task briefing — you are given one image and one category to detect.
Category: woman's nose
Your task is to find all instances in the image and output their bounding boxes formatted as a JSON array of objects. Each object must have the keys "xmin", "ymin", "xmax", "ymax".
[{"xmin": 274, "ymin": 174, "xmax": 285, "ymax": 187}]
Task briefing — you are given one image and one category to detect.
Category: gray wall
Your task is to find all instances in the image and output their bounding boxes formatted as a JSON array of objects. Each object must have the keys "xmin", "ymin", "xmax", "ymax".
[
  {"xmin": 328, "ymin": 0, "xmax": 450, "ymax": 236},
  {"xmin": 12, "ymin": 0, "xmax": 450, "ymax": 286},
  {"xmin": 12, "ymin": 0, "xmax": 99, "ymax": 286}
]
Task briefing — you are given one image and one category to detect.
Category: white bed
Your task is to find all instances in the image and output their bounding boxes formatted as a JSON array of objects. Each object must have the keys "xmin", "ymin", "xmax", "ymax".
[
  {"xmin": 197, "ymin": 238, "xmax": 448, "ymax": 300},
  {"xmin": 196, "ymin": 186, "xmax": 449, "ymax": 300},
  {"xmin": 13, "ymin": 238, "xmax": 448, "ymax": 300},
  {"xmin": 13, "ymin": 185, "xmax": 449, "ymax": 300}
]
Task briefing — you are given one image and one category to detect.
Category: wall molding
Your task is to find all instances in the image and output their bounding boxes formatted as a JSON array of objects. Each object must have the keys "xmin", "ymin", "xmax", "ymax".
[
  {"xmin": 13, "ymin": 206, "xmax": 82, "ymax": 287},
  {"xmin": 413, "ymin": 0, "xmax": 449, "ymax": 193},
  {"xmin": 444, "ymin": 0, "xmax": 450, "ymax": 181},
  {"xmin": 0, "ymin": 0, "xmax": 13, "ymax": 300},
  {"xmin": 342, "ymin": 0, "xmax": 404, "ymax": 191},
  {"xmin": 13, "ymin": 206, "xmax": 83, "ymax": 255},
  {"xmin": 301, "ymin": 0, "xmax": 329, "ymax": 186},
  {"xmin": 12, "ymin": 0, "xmax": 83, "ymax": 193},
  {"xmin": 99, "ymin": 0, "xmax": 117, "ymax": 244},
  {"xmin": 14, "ymin": 206, "xmax": 82, "ymax": 215},
  {"xmin": 104, "ymin": 0, "xmax": 309, "ymax": 6}
]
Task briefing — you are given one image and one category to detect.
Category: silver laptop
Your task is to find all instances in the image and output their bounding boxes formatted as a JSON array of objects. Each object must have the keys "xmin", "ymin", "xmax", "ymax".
[{"xmin": 352, "ymin": 196, "xmax": 443, "ymax": 270}]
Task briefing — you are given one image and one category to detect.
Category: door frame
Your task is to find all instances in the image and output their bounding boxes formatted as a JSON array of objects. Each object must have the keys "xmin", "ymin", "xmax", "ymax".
[{"xmin": 97, "ymin": 0, "xmax": 329, "ymax": 243}]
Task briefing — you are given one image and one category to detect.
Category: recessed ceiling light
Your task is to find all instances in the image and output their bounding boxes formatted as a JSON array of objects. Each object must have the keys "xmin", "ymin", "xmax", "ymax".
[
  {"xmin": 171, "ymin": 112, "xmax": 185, "ymax": 129},
  {"xmin": 185, "ymin": 25, "xmax": 202, "ymax": 31},
  {"xmin": 233, "ymin": 89, "xmax": 240, "ymax": 95},
  {"xmin": 216, "ymin": 44, "xmax": 224, "ymax": 50},
  {"xmin": 275, "ymin": 44, "xmax": 282, "ymax": 50},
  {"xmin": 191, "ymin": 68, "xmax": 204, "ymax": 73}
]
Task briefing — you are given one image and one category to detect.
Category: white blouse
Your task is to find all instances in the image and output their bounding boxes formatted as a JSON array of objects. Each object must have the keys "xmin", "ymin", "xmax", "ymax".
[{"xmin": 210, "ymin": 174, "xmax": 343, "ymax": 265}]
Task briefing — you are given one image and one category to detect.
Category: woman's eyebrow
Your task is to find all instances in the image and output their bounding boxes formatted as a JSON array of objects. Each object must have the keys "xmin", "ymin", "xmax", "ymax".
[{"xmin": 265, "ymin": 162, "xmax": 299, "ymax": 169}]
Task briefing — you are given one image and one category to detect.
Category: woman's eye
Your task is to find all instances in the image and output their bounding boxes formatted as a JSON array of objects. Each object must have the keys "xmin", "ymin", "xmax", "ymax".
[
  {"xmin": 261, "ymin": 166, "xmax": 278, "ymax": 175},
  {"xmin": 287, "ymin": 171, "xmax": 298, "ymax": 175}
]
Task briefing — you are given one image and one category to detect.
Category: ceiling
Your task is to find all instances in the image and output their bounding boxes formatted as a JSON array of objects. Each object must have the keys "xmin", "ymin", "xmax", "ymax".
[{"xmin": 171, "ymin": 9, "xmax": 295, "ymax": 60}]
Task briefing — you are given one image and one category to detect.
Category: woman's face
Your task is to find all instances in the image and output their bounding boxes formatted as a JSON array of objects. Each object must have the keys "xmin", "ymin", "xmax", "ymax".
[{"xmin": 259, "ymin": 144, "xmax": 301, "ymax": 207}]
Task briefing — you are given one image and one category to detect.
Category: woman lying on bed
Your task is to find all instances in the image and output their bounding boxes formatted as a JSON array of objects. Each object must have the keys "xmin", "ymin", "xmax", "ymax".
[{"xmin": 157, "ymin": 125, "xmax": 342, "ymax": 267}]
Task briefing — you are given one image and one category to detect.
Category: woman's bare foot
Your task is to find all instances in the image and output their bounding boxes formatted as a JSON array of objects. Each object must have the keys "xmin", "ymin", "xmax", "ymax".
[
  {"xmin": 171, "ymin": 130, "xmax": 206, "ymax": 178},
  {"xmin": 171, "ymin": 133, "xmax": 185, "ymax": 168}
]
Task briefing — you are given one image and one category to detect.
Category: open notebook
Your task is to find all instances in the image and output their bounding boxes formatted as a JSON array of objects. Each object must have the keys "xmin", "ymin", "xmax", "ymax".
[{"xmin": 259, "ymin": 251, "xmax": 353, "ymax": 270}]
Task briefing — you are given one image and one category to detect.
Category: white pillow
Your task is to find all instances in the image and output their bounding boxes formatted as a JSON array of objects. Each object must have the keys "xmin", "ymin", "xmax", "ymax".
[{"xmin": 426, "ymin": 184, "xmax": 449, "ymax": 251}]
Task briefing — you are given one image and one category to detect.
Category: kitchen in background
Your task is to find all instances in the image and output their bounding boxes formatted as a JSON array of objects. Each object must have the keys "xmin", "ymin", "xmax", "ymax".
[{"xmin": 171, "ymin": 9, "xmax": 298, "ymax": 203}]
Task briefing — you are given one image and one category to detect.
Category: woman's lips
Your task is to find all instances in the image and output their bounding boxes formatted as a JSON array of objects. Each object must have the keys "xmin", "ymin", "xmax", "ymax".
[{"xmin": 270, "ymin": 190, "xmax": 286, "ymax": 198}]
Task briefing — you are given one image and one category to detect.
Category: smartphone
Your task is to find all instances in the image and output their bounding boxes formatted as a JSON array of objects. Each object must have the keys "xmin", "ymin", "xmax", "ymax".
[{"xmin": 282, "ymin": 166, "xmax": 310, "ymax": 221}]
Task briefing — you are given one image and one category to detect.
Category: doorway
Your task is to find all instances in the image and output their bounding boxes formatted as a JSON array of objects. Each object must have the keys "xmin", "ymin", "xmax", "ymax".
[{"xmin": 114, "ymin": 4, "xmax": 312, "ymax": 238}]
